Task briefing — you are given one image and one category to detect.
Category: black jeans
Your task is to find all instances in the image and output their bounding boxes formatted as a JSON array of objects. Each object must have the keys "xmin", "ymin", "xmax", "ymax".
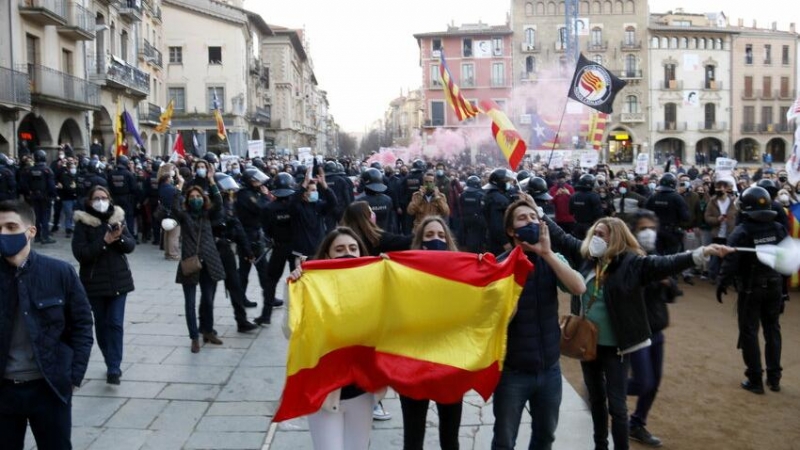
[
  {"xmin": 581, "ymin": 345, "xmax": 631, "ymax": 450},
  {"xmin": 0, "ymin": 379, "xmax": 72, "ymax": 450},
  {"xmin": 216, "ymin": 240, "xmax": 248, "ymax": 325},
  {"xmin": 737, "ymin": 276, "xmax": 783, "ymax": 384},
  {"xmin": 399, "ymin": 395, "xmax": 462, "ymax": 450}
]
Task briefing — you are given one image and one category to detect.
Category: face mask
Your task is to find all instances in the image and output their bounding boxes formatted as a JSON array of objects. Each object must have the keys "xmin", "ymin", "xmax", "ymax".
[
  {"xmin": 779, "ymin": 176, "xmax": 788, "ymax": 182},
  {"xmin": 425, "ymin": 183, "xmax": 435, "ymax": 193},
  {"xmin": 196, "ymin": 168, "xmax": 207, "ymax": 178},
  {"xmin": 636, "ymin": 229, "xmax": 657, "ymax": 252},
  {"xmin": 505, "ymin": 182, "xmax": 512, "ymax": 191},
  {"xmin": 648, "ymin": 183, "xmax": 656, "ymax": 191},
  {"xmin": 588, "ymin": 235, "xmax": 608, "ymax": 258},
  {"xmin": 779, "ymin": 194, "xmax": 790, "ymax": 204},
  {"xmin": 69, "ymin": 168, "xmax": 77, "ymax": 175},
  {"xmin": 308, "ymin": 191, "xmax": 319, "ymax": 202},
  {"xmin": 619, "ymin": 187, "xmax": 627, "ymax": 195},
  {"xmin": 599, "ymin": 193, "xmax": 607, "ymax": 199},
  {"xmin": 422, "ymin": 238, "xmax": 448, "ymax": 251},
  {"xmin": 514, "ymin": 223, "xmax": 540, "ymax": 245},
  {"xmin": 716, "ymin": 190, "xmax": 726, "ymax": 197},
  {"xmin": 335, "ymin": 254, "xmax": 357, "ymax": 259},
  {"xmin": 0, "ymin": 231, "xmax": 30, "ymax": 258},
  {"xmin": 92, "ymin": 199, "xmax": 110, "ymax": 213},
  {"xmin": 436, "ymin": 170, "xmax": 444, "ymax": 177},
  {"xmin": 232, "ymin": 168, "xmax": 241, "ymax": 175},
  {"xmin": 189, "ymin": 198, "xmax": 204, "ymax": 211},
  {"xmin": 170, "ymin": 171, "xmax": 176, "ymax": 178},
  {"xmin": 58, "ymin": 153, "xmax": 65, "ymax": 160}
]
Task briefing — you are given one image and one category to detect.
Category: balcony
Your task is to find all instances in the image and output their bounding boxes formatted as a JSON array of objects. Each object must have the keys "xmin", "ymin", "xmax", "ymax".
[
  {"xmin": 657, "ymin": 122, "xmax": 687, "ymax": 132},
  {"xmin": 774, "ymin": 123, "xmax": 792, "ymax": 134},
  {"xmin": 138, "ymin": 39, "xmax": 163, "ymax": 68},
  {"xmin": 620, "ymin": 112, "xmax": 645, "ymax": 123},
  {"xmin": 520, "ymin": 71, "xmax": 537, "ymax": 82},
  {"xmin": 741, "ymin": 89, "xmax": 756, "ymax": 100},
  {"xmin": 587, "ymin": 41, "xmax": 608, "ymax": 52},
  {"xmin": 0, "ymin": 66, "xmax": 32, "ymax": 110},
  {"xmin": 248, "ymin": 106, "xmax": 271, "ymax": 126},
  {"xmin": 520, "ymin": 42, "xmax": 539, "ymax": 53},
  {"xmin": 703, "ymin": 80, "xmax": 722, "ymax": 90},
  {"xmin": 759, "ymin": 89, "xmax": 774, "ymax": 100},
  {"xmin": 554, "ymin": 42, "xmax": 567, "ymax": 53},
  {"xmin": 91, "ymin": 56, "xmax": 150, "ymax": 98},
  {"xmin": 137, "ymin": 102, "xmax": 160, "ymax": 125},
  {"xmin": 777, "ymin": 89, "xmax": 796, "ymax": 100},
  {"xmin": 620, "ymin": 40, "xmax": 641, "ymax": 51},
  {"xmin": 618, "ymin": 70, "xmax": 642, "ymax": 80},
  {"xmin": 741, "ymin": 123, "xmax": 758, "ymax": 133},
  {"xmin": 697, "ymin": 121, "xmax": 727, "ymax": 131},
  {"xmin": 18, "ymin": 0, "xmax": 67, "ymax": 26},
  {"xmin": 22, "ymin": 64, "xmax": 100, "ymax": 110},
  {"xmin": 117, "ymin": 0, "xmax": 142, "ymax": 21},
  {"xmin": 662, "ymin": 79, "xmax": 682, "ymax": 90},
  {"xmin": 57, "ymin": 2, "xmax": 94, "ymax": 40}
]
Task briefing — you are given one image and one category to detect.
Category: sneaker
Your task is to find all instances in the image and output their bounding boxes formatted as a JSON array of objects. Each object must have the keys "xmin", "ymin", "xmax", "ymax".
[
  {"xmin": 741, "ymin": 380, "xmax": 765, "ymax": 394},
  {"xmin": 372, "ymin": 402, "xmax": 392, "ymax": 421},
  {"xmin": 106, "ymin": 373, "xmax": 121, "ymax": 385},
  {"xmin": 629, "ymin": 425, "xmax": 663, "ymax": 447}
]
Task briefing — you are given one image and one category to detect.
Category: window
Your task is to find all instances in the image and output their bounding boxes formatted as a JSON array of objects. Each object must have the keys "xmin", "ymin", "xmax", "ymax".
[
  {"xmin": 491, "ymin": 62, "xmax": 505, "ymax": 86},
  {"xmin": 492, "ymin": 37, "xmax": 503, "ymax": 56},
  {"xmin": 763, "ymin": 76, "xmax": 772, "ymax": 97},
  {"xmin": 208, "ymin": 46, "xmax": 222, "ymax": 65},
  {"xmin": 524, "ymin": 28, "xmax": 536, "ymax": 46},
  {"xmin": 61, "ymin": 49, "xmax": 73, "ymax": 75},
  {"xmin": 669, "ymin": 37, "xmax": 677, "ymax": 48},
  {"xmin": 462, "ymin": 38, "xmax": 473, "ymax": 57},
  {"xmin": 432, "ymin": 38, "xmax": 442, "ymax": 52},
  {"xmin": 168, "ymin": 46, "xmax": 182, "ymax": 64},
  {"xmin": 664, "ymin": 63, "xmax": 676, "ymax": 87},
  {"xmin": 780, "ymin": 107, "xmax": 790, "ymax": 128},
  {"xmin": 591, "ymin": 27, "xmax": 603, "ymax": 47},
  {"xmin": 783, "ymin": 45, "xmax": 790, "ymax": 65},
  {"xmin": 207, "ymin": 86, "xmax": 224, "ymax": 112},
  {"xmin": 625, "ymin": 95, "xmax": 638, "ymax": 113},
  {"xmin": 780, "ymin": 76, "xmax": 790, "ymax": 98},
  {"xmin": 624, "ymin": 54, "xmax": 636, "ymax": 75},
  {"xmin": 168, "ymin": 87, "xmax": 185, "ymax": 113},
  {"xmin": 120, "ymin": 30, "xmax": 128, "ymax": 60},
  {"xmin": 745, "ymin": 44, "xmax": 753, "ymax": 64},
  {"xmin": 525, "ymin": 56, "xmax": 536, "ymax": 74},
  {"xmin": 679, "ymin": 37, "xmax": 687, "ymax": 49},
  {"xmin": 744, "ymin": 76, "xmax": 753, "ymax": 97},
  {"xmin": 461, "ymin": 63, "xmax": 475, "ymax": 86},
  {"xmin": 744, "ymin": 106, "xmax": 755, "ymax": 127},
  {"xmin": 705, "ymin": 65, "xmax": 716, "ymax": 88},
  {"xmin": 558, "ymin": 27, "xmax": 567, "ymax": 49},
  {"xmin": 430, "ymin": 64, "xmax": 441, "ymax": 87},
  {"xmin": 593, "ymin": 54, "xmax": 603, "ymax": 64},
  {"xmin": 761, "ymin": 106, "xmax": 772, "ymax": 126},
  {"xmin": 651, "ymin": 36, "xmax": 659, "ymax": 48},
  {"xmin": 664, "ymin": 103, "xmax": 677, "ymax": 128},
  {"xmin": 704, "ymin": 103, "xmax": 716, "ymax": 129},
  {"xmin": 625, "ymin": 26, "xmax": 636, "ymax": 46},
  {"xmin": 525, "ymin": 2, "xmax": 534, "ymax": 16},
  {"xmin": 431, "ymin": 101, "xmax": 445, "ymax": 126},
  {"xmin": 764, "ymin": 44, "xmax": 772, "ymax": 65}
]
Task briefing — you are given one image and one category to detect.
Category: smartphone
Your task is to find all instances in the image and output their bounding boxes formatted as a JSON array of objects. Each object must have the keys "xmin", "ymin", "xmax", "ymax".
[{"xmin": 109, "ymin": 223, "xmax": 121, "ymax": 232}]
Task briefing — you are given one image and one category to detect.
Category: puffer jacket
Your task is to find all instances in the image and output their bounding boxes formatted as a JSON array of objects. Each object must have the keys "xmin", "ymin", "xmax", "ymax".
[
  {"xmin": 174, "ymin": 190, "xmax": 226, "ymax": 285},
  {"xmin": 72, "ymin": 205, "xmax": 136, "ymax": 298}
]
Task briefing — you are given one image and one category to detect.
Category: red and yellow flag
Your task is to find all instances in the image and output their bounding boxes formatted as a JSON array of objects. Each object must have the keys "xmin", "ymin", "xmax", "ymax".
[
  {"xmin": 481, "ymin": 100, "xmax": 527, "ymax": 170},
  {"xmin": 155, "ymin": 99, "xmax": 174, "ymax": 134},
  {"xmin": 273, "ymin": 248, "xmax": 533, "ymax": 422},
  {"xmin": 587, "ymin": 111, "xmax": 609, "ymax": 150},
  {"xmin": 439, "ymin": 52, "xmax": 481, "ymax": 121},
  {"xmin": 114, "ymin": 101, "xmax": 125, "ymax": 157}
]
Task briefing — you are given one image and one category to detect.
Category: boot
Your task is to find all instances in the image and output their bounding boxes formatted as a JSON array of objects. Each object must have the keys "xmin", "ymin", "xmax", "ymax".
[
  {"xmin": 191, "ymin": 339, "xmax": 200, "ymax": 353},
  {"xmin": 255, "ymin": 281, "xmax": 277, "ymax": 325},
  {"xmin": 202, "ymin": 332, "xmax": 223, "ymax": 345}
]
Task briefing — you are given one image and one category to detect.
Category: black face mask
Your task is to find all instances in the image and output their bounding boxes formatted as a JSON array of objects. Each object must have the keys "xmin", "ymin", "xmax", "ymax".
[
  {"xmin": 334, "ymin": 254, "xmax": 357, "ymax": 259},
  {"xmin": 422, "ymin": 239, "xmax": 448, "ymax": 251}
]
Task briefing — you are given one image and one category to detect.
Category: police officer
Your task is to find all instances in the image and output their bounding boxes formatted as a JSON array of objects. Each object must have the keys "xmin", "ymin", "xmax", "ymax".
[
  {"xmin": 717, "ymin": 186, "xmax": 786, "ymax": 394},
  {"xmin": 0, "ymin": 153, "xmax": 17, "ymax": 201},
  {"xmin": 146, "ymin": 159, "xmax": 163, "ymax": 245},
  {"xmin": 107, "ymin": 155, "xmax": 139, "ymax": 240},
  {"xmin": 569, "ymin": 173, "xmax": 603, "ymax": 240},
  {"xmin": 324, "ymin": 160, "xmax": 354, "ymax": 231},
  {"xmin": 754, "ymin": 179, "xmax": 789, "ymax": 231},
  {"xmin": 525, "ymin": 176, "xmax": 555, "ymax": 220},
  {"xmin": 646, "ymin": 173, "xmax": 690, "ymax": 255},
  {"xmin": 81, "ymin": 159, "xmax": 108, "ymax": 199},
  {"xmin": 235, "ymin": 168, "xmax": 272, "ymax": 313},
  {"xmin": 400, "ymin": 159, "xmax": 426, "ymax": 234},
  {"xmin": 458, "ymin": 175, "xmax": 486, "ymax": 253},
  {"xmin": 483, "ymin": 168, "xmax": 514, "ymax": 255},
  {"xmin": 19, "ymin": 150, "xmax": 56, "ymax": 243},
  {"xmin": 256, "ymin": 172, "xmax": 298, "ymax": 326},
  {"xmin": 356, "ymin": 168, "xmax": 395, "ymax": 232}
]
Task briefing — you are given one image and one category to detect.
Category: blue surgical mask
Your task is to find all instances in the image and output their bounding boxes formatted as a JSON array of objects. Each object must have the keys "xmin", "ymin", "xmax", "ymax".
[
  {"xmin": 436, "ymin": 170, "xmax": 444, "ymax": 177},
  {"xmin": 232, "ymin": 168, "xmax": 241, "ymax": 175},
  {"xmin": 196, "ymin": 168, "xmax": 207, "ymax": 178},
  {"xmin": 514, "ymin": 223, "xmax": 540, "ymax": 245},
  {"xmin": 422, "ymin": 238, "xmax": 448, "ymax": 251},
  {"xmin": 0, "ymin": 231, "xmax": 30, "ymax": 258},
  {"xmin": 308, "ymin": 191, "xmax": 319, "ymax": 202}
]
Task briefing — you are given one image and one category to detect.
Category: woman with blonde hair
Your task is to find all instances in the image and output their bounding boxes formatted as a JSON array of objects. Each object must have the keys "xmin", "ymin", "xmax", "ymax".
[{"xmin": 156, "ymin": 162, "xmax": 183, "ymax": 260}]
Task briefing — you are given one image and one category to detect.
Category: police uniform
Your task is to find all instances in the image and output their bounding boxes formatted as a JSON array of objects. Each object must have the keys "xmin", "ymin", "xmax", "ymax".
[
  {"xmin": 458, "ymin": 187, "xmax": 486, "ymax": 253},
  {"xmin": 235, "ymin": 183, "xmax": 272, "ymax": 309},
  {"xmin": 259, "ymin": 196, "xmax": 297, "ymax": 324},
  {"xmin": 568, "ymin": 189, "xmax": 603, "ymax": 240},
  {"xmin": 20, "ymin": 162, "xmax": 56, "ymax": 242},
  {"xmin": 356, "ymin": 190, "xmax": 395, "ymax": 233},
  {"xmin": 0, "ymin": 165, "xmax": 16, "ymax": 201},
  {"xmin": 646, "ymin": 188, "xmax": 689, "ymax": 255},
  {"xmin": 107, "ymin": 165, "xmax": 139, "ymax": 237},
  {"xmin": 482, "ymin": 187, "xmax": 511, "ymax": 255}
]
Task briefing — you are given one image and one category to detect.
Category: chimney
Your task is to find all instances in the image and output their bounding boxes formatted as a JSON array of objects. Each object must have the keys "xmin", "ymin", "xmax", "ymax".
[
  {"xmin": 753, "ymin": 20, "xmax": 757, "ymax": 29},
  {"xmin": 791, "ymin": 23, "xmax": 796, "ymax": 33},
  {"xmin": 738, "ymin": 18, "xmax": 744, "ymax": 27},
  {"xmin": 772, "ymin": 22, "xmax": 777, "ymax": 31}
]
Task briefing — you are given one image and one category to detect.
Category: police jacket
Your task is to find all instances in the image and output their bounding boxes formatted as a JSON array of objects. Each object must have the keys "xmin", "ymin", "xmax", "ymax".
[
  {"xmin": 235, "ymin": 187, "xmax": 270, "ymax": 233},
  {"xmin": 291, "ymin": 187, "xmax": 337, "ymax": 257},
  {"xmin": 645, "ymin": 190, "xmax": 689, "ymax": 228},
  {"xmin": 0, "ymin": 166, "xmax": 17, "ymax": 201},
  {"xmin": 459, "ymin": 188, "xmax": 485, "ymax": 221},
  {"xmin": 71, "ymin": 205, "xmax": 136, "ymax": 298},
  {"xmin": 215, "ymin": 197, "xmax": 253, "ymax": 259},
  {"xmin": 356, "ymin": 191, "xmax": 395, "ymax": 233},
  {"xmin": 145, "ymin": 172, "xmax": 161, "ymax": 200},
  {"xmin": 326, "ymin": 174, "xmax": 354, "ymax": 212},
  {"xmin": 157, "ymin": 181, "xmax": 180, "ymax": 218},
  {"xmin": 264, "ymin": 197, "xmax": 294, "ymax": 246},
  {"xmin": 569, "ymin": 190, "xmax": 603, "ymax": 224},
  {"xmin": 107, "ymin": 167, "xmax": 138, "ymax": 201},
  {"xmin": 719, "ymin": 220, "xmax": 787, "ymax": 288},
  {"xmin": 363, "ymin": 231, "xmax": 412, "ymax": 257},
  {"xmin": 482, "ymin": 188, "xmax": 511, "ymax": 242},
  {"xmin": 400, "ymin": 171, "xmax": 424, "ymax": 206},
  {"xmin": 20, "ymin": 162, "xmax": 56, "ymax": 200},
  {"xmin": 83, "ymin": 174, "xmax": 108, "ymax": 194},
  {"xmin": 0, "ymin": 251, "xmax": 94, "ymax": 403}
]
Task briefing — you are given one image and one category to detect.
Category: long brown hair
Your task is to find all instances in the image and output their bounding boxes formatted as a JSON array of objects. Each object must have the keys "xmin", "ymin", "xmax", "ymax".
[
  {"xmin": 184, "ymin": 185, "xmax": 211, "ymax": 211},
  {"xmin": 313, "ymin": 227, "xmax": 369, "ymax": 260},
  {"xmin": 340, "ymin": 201, "xmax": 382, "ymax": 246},
  {"xmin": 580, "ymin": 217, "xmax": 644, "ymax": 260},
  {"xmin": 411, "ymin": 215, "xmax": 458, "ymax": 251}
]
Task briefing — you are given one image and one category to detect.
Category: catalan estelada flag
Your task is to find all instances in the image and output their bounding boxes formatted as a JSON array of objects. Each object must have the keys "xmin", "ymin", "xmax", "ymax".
[
  {"xmin": 439, "ymin": 52, "xmax": 481, "ymax": 121},
  {"xmin": 481, "ymin": 100, "xmax": 527, "ymax": 170},
  {"xmin": 587, "ymin": 111, "xmax": 609, "ymax": 150},
  {"xmin": 273, "ymin": 248, "xmax": 533, "ymax": 422}
]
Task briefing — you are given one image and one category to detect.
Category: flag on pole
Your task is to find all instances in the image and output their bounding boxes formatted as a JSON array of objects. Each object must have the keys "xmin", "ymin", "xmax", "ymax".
[
  {"xmin": 788, "ymin": 95, "xmax": 800, "ymax": 122},
  {"xmin": 213, "ymin": 89, "xmax": 227, "ymax": 140},
  {"xmin": 567, "ymin": 53, "xmax": 627, "ymax": 114},
  {"xmin": 528, "ymin": 112, "xmax": 558, "ymax": 149},
  {"xmin": 155, "ymin": 99, "xmax": 174, "ymax": 134},
  {"xmin": 114, "ymin": 102, "xmax": 125, "ymax": 157},
  {"xmin": 439, "ymin": 52, "xmax": 481, "ymax": 121},
  {"xmin": 170, "ymin": 133, "xmax": 186, "ymax": 162},
  {"xmin": 587, "ymin": 112, "xmax": 609, "ymax": 150},
  {"xmin": 273, "ymin": 248, "xmax": 533, "ymax": 422},
  {"xmin": 192, "ymin": 131, "xmax": 201, "ymax": 154},
  {"xmin": 123, "ymin": 110, "xmax": 145, "ymax": 149},
  {"xmin": 481, "ymin": 100, "xmax": 527, "ymax": 169}
]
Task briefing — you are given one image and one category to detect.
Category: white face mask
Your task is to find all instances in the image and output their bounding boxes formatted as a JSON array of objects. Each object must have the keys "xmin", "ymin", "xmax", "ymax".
[
  {"xmin": 588, "ymin": 235, "xmax": 608, "ymax": 258},
  {"xmin": 619, "ymin": 187, "xmax": 627, "ymax": 195},
  {"xmin": 636, "ymin": 229, "xmax": 657, "ymax": 252},
  {"xmin": 779, "ymin": 194, "xmax": 790, "ymax": 204},
  {"xmin": 92, "ymin": 199, "xmax": 110, "ymax": 213}
]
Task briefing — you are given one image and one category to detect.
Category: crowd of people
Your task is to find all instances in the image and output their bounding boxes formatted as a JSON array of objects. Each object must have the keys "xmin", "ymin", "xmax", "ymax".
[{"xmin": 0, "ymin": 143, "xmax": 791, "ymax": 450}]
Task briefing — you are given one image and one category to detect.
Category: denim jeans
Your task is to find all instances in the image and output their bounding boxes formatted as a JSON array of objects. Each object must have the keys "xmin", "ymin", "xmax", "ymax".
[
  {"xmin": 581, "ymin": 346, "xmax": 631, "ymax": 450},
  {"xmin": 89, "ymin": 294, "xmax": 127, "ymax": 376},
  {"xmin": 182, "ymin": 266, "xmax": 217, "ymax": 340},
  {"xmin": 0, "ymin": 379, "xmax": 72, "ymax": 450},
  {"xmin": 491, "ymin": 362, "xmax": 562, "ymax": 450},
  {"xmin": 628, "ymin": 331, "xmax": 665, "ymax": 428},
  {"xmin": 400, "ymin": 395, "xmax": 462, "ymax": 450},
  {"xmin": 61, "ymin": 199, "xmax": 75, "ymax": 231}
]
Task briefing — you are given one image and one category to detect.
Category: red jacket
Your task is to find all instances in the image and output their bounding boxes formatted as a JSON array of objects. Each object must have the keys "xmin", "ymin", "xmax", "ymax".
[{"xmin": 549, "ymin": 184, "xmax": 575, "ymax": 223}]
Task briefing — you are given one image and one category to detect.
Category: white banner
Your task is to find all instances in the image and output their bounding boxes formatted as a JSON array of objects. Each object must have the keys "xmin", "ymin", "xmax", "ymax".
[
  {"xmin": 247, "ymin": 140, "xmax": 264, "ymax": 159},
  {"xmin": 580, "ymin": 151, "xmax": 599, "ymax": 168},
  {"xmin": 297, "ymin": 147, "xmax": 313, "ymax": 166},
  {"xmin": 548, "ymin": 151, "xmax": 564, "ymax": 169},
  {"xmin": 715, "ymin": 157, "xmax": 737, "ymax": 177},
  {"xmin": 474, "ymin": 40, "xmax": 493, "ymax": 58},
  {"xmin": 635, "ymin": 153, "xmax": 649, "ymax": 175}
]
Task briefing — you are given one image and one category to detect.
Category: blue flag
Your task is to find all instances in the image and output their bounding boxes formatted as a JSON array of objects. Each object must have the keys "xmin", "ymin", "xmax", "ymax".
[
  {"xmin": 529, "ymin": 112, "xmax": 557, "ymax": 149},
  {"xmin": 123, "ymin": 110, "xmax": 146, "ymax": 149}
]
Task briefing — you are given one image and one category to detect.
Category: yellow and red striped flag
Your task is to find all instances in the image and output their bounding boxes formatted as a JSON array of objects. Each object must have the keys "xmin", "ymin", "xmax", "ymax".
[
  {"xmin": 114, "ymin": 101, "xmax": 125, "ymax": 157},
  {"xmin": 273, "ymin": 248, "xmax": 533, "ymax": 422},
  {"xmin": 155, "ymin": 99, "xmax": 174, "ymax": 134},
  {"xmin": 212, "ymin": 89, "xmax": 227, "ymax": 140},
  {"xmin": 481, "ymin": 100, "xmax": 527, "ymax": 170},
  {"xmin": 587, "ymin": 111, "xmax": 609, "ymax": 150},
  {"xmin": 439, "ymin": 52, "xmax": 481, "ymax": 121}
]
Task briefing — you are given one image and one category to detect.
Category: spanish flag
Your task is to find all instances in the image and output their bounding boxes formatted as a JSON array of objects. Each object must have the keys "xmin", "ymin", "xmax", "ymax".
[
  {"xmin": 273, "ymin": 248, "xmax": 533, "ymax": 422},
  {"xmin": 481, "ymin": 100, "xmax": 527, "ymax": 170},
  {"xmin": 439, "ymin": 52, "xmax": 481, "ymax": 121},
  {"xmin": 155, "ymin": 99, "xmax": 174, "ymax": 134},
  {"xmin": 212, "ymin": 89, "xmax": 227, "ymax": 141}
]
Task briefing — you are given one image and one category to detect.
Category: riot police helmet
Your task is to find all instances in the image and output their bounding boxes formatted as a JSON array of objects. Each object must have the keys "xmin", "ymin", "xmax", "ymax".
[
  {"xmin": 370, "ymin": 161, "xmax": 383, "ymax": 171},
  {"xmin": 324, "ymin": 161, "xmax": 338, "ymax": 175},
  {"xmin": 466, "ymin": 175, "xmax": 482, "ymax": 190},
  {"xmin": 756, "ymin": 179, "xmax": 778, "ymax": 199},
  {"xmin": 272, "ymin": 172, "xmax": 296, "ymax": 198},
  {"xmin": 361, "ymin": 168, "xmax": 387, "ymax": 193},
  {"xmin": 116, "ymin": 155, "xmax": 130, "ymax": 167},
  {"xmin": 411, "ymin": 159, "xmax": 426, "ymax": 172},
  {"xmin": 516, "ymin": 170, "xmax": 531, "ymax": 182},
  {"xmin": 33, "ymin": 149, "xmax": 47, "ymax": 163},
  {"xmin": 488, "ymin": 168, "xmax": 514, "ymax": 190},
  {"xmin": 657, "ymin": 173, "xmax": 677, "ymax": 192},
  {"xmin": 87, "ymin": 159, "xmax": 101, "ymax": 174},
  {"xmin": 214, "ymin": 172, "xmax": 240, "ymax": 192},
  {"xmin": 335, "ymin": 162, "xmax": 345, "ymax": 175},
  {"xmin": 575, "ymin": 173, "xmax": 596, "ymax": 191},
  {"xmin": 202, "ymin": 152, "xmax": 219, "ymax": 165},
  {"xmin": 526, "ymin": 177, "xmax": 553, "ymax": 201},
  {"xmin": 739, "ymin": 186, "xmax": 777, "ymax": 222},
  {"xmin": 0, "ymin": 153, "xmax": 10, "ymax": 167},
  {"xmin": 242, "ymin": 168, "xmax": 269, "ymax": 186}
]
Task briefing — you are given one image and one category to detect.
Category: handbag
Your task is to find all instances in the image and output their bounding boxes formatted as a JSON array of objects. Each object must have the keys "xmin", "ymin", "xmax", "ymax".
[
  {"xmin": 180, "ymin": 224, "xmax": 203, "ymax": 276},
  {"xmin": 560, "ymin": 270, "xmax": 601, "ymax": 361}
]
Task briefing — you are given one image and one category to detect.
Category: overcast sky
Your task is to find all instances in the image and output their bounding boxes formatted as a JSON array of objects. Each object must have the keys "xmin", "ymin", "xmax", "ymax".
[{"xmin": 245, "ymin": 0, "xmax": 795, "ymax": 134}]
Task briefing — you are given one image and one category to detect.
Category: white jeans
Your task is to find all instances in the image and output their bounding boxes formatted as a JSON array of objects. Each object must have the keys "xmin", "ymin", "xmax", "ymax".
[{"xmin": 308, "ymin": 393, "xmax": 373, "ymax": 450}]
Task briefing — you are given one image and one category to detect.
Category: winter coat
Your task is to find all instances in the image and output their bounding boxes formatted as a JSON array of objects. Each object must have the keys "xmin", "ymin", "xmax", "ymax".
[
  {"xmin": 174, "ymin": 192, "xmax": 226, "ymax": 285},
  {"xmin": 408, "ymin": 189, "xmax": 450, "ymax": 228},
  {"xmin": 72, "ymin": 206, "xmax": 136, "ymax": 298},
  {"xmin": 704, "ymin": 194, "xmax": 738, "ymax": 239}
]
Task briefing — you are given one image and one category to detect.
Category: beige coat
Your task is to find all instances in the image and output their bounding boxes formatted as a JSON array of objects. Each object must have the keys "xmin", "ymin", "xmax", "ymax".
[
  {"xmin": 407, "ymin": 190, "xmax": 450, "ymax": 228},
  {"xmin": 704, "ymin": 194, "xmax": 738, "ymax": 239}
]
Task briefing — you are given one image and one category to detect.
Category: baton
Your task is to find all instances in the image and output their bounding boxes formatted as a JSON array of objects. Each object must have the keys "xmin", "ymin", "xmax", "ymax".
[{"xmin": 253, "ymin": 247, "xmax": 271, "ymax": 264}]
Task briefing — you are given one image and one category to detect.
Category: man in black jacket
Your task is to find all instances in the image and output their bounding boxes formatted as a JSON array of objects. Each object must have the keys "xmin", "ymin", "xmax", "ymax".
[
  {"xmin": 646, "ymin": 173, "xmax": 689, "ymax": 256},
  {"xmin": 569, "ymin": 173, "xmax": 603, "ymax": 240},
  {"xmin": 291, "ymin": 166, "xmax": 337, "ymax": 258},
  {"xmin": 0, "ymin": 200, "xmax": 93, "ymax": 449}
]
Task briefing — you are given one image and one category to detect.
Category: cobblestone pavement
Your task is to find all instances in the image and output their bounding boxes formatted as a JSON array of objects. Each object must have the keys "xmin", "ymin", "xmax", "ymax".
[{"xmin": 27, "ymin": 234, "xmax": 593, "ymax": 449}]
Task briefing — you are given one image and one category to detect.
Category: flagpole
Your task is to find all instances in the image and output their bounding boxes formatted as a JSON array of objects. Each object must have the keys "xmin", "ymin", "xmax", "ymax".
[{"xmin": 546, "ymin": 103, "xmax": 569, "ymax": 168}]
